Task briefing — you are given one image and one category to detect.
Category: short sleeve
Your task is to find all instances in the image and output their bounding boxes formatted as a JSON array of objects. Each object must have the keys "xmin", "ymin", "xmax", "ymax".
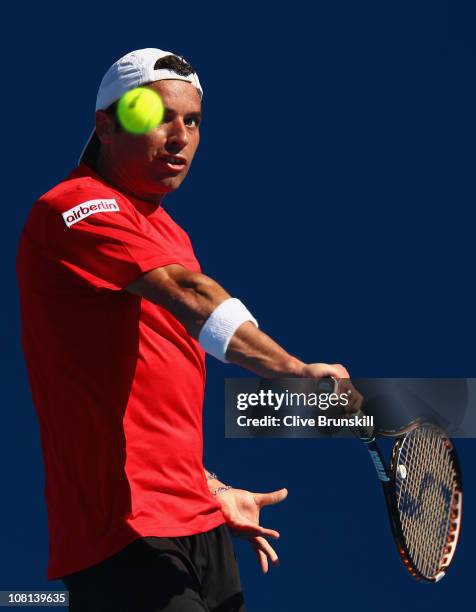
[{"xmin": 43, "ymin": 190, "xmax": 180, "ymax": 290}]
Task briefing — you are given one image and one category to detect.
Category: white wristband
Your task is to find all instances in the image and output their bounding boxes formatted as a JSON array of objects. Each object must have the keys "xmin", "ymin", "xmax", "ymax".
[{"xmin": 198, "ymin": 298, "xmax": 258, "ymax": 363}]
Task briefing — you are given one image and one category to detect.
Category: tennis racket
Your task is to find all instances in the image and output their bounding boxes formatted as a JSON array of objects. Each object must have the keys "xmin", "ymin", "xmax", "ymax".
[{"xmin": 352, "ymin": 409, "xmax": 463, "ymax": 582}]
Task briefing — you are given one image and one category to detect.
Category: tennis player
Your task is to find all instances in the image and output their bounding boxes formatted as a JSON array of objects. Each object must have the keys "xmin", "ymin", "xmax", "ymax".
[{"xmin": 16, "ymin": 48, "xmax": 362, "ymax": 611}]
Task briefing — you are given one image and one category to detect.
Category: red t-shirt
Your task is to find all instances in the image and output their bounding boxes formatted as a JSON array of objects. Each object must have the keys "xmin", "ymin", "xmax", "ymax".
[{"xmin": 16, "ymin": 163, "xmax": 225, "ymax": 580}]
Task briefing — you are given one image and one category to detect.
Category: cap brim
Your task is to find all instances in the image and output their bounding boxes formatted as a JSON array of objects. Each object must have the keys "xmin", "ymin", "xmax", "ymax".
[{"xmin": 78, "ymin": 127, "xmax": 100, "ymax": 166}]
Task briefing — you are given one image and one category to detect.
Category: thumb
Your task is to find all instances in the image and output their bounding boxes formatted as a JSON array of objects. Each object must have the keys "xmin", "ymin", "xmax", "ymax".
[{"xmin": 254, "ymin": 488, "xmax": 288, "ymax": 508}]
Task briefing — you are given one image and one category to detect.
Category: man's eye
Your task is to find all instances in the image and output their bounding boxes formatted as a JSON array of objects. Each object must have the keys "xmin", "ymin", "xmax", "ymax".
[{"xmin": 186, "ymin": 117, "xmax": 200, "ymax": 127}]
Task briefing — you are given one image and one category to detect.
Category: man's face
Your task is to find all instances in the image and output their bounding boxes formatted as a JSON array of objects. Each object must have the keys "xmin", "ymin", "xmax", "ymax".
[{"xmin": 97, "ymin": 80, "xmax": 202, "ymax": 199}]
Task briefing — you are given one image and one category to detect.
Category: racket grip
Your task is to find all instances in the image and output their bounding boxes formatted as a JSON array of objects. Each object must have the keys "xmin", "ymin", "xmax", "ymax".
[{"xmin": 351, "ymin": 409, "xmax": 375, "ymax": 440}]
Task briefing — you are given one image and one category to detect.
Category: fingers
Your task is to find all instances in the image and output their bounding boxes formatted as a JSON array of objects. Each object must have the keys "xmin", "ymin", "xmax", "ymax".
[
  {"xmin": 331, "ymin": 363, "xmax": 350, "ymax": 378},
  {"xmin": 229, "ymin": 519, "xmax": 280, "ymax": 539},
  {"xmin": 337, "ymin": 379, "xmax": 364, "ymax": 414},
  {"xmin": 282, "ymin": 361, "xmax": 365, "ymax": 416},
  {"xmin": 254, "ymin": 545, "xmax": 269, "ymax": 574},
  {"xmin": 302, "ymin": 363, "xmax": 349, "ymax": 379},
  {"xmin": 250, "ymin": 536, "xmax": 279, "ymax": 574},
  {"xmin": 254, "ymin": 536, "xmax": 279, "ymax": 565},
  {"xmin": 252, "ymin": 525, "xmax": 280, "ymax": 539},
  {"xmin": 253, "ymin": 488, "xmax": 288, "ymax": 508}
]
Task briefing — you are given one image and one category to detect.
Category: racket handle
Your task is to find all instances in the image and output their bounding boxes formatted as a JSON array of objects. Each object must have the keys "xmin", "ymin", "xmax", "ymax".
[{"xmin": 351, "ymin": 409, "xmax": 375, "ymax": 441}]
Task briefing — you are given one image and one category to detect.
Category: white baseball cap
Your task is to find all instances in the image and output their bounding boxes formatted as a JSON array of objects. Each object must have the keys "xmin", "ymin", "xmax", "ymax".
[{"xmin": 79, "ymin": 48, "xmax": 203, "ymax": 164}]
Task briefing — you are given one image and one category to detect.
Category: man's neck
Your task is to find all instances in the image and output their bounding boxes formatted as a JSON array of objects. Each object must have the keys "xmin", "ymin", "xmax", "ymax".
[{"xmin": 94, "ymin": 156, "xmax": 165, "ymax": 206}]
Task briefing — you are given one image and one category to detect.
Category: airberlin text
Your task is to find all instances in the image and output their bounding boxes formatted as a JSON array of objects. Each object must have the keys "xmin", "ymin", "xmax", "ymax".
[{"xmin": 62, "ymin": 199, "xmax": 120, "ymax": 227}]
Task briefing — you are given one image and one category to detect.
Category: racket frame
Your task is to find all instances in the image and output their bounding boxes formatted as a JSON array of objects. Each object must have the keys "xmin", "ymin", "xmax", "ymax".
[{"xmin": 363, "ymin": 425, "xmax": 463, "ymax": 583}]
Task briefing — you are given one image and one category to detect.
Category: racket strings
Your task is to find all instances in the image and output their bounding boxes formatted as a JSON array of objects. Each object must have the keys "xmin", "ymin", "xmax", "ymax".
[{"xmin": 395, "ymin": 427, "xmax": 457, "ymax": 579}]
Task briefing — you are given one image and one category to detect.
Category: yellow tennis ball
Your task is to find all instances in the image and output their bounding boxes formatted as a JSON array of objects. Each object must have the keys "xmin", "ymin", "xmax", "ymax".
[{"xmin": 117, "ymin": 87, "xmax": 165, "ymax": 134}]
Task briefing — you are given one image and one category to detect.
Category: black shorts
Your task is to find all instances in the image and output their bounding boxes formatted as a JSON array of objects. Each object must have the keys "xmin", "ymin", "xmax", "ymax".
[{"xmin": 62, "ymin": 525, "xmax": 245, "ymax": 612}]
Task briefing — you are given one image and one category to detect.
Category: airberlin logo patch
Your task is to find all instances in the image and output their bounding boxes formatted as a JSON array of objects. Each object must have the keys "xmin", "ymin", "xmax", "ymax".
[{"xmin": 62, "ymin": 199, "xmax": 120, "ymax": 227}]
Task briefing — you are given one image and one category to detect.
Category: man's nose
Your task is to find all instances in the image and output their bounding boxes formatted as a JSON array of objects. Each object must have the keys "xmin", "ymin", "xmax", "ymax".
[{"xmin": 166, "ymin": 118, "xmax": 189, "ymax": 150}]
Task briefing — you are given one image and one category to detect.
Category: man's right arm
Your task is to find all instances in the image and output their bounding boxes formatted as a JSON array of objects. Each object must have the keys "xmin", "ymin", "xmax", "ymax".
[{"xmin": 126, "ymin": 264, "xmax": 353, "ymax": 384}]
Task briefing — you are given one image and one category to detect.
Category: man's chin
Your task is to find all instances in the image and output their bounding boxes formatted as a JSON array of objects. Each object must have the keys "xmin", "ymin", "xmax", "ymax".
[{"xmin": 151, "ymin": 174, "xmax": 186, "ymax": 194}]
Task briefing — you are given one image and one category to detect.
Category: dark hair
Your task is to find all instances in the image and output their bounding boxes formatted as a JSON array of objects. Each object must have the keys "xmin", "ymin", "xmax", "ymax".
[{"xmin": 153, "ymin": 54, "xmax": 195, "ymax": 75}]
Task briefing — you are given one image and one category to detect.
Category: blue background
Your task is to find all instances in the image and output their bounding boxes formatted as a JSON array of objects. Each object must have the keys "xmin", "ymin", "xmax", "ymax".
[{"xmin": 3, "ymin": 0, "xmax": 476, "ymax": 609}]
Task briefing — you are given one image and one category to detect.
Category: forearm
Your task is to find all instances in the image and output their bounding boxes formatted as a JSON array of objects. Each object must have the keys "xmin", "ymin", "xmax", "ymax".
[
  {"xmin": 127, "ymin": 265, "xmax": 305, "ymax": 377},
  {"xmin": 159, "ymin": 273, "xmax": 307, "ymax": 377},
  {"xmin": 127, "ymin": 266, "xmax": 230, "ymax": 337},
  {"xmin": 225, "ymin": 322, "xmax": 305, "ymax": 377}
]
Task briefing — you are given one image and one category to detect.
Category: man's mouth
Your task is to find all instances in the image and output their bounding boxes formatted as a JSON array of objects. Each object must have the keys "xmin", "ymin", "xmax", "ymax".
[{"xmin": 158, "ymin": 155, "xmax": 187, "ymax": 172}]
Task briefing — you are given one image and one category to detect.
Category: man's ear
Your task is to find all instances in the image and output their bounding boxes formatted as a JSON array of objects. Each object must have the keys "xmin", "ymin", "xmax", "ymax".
[{"xmin": 95, "ymin": 110, "xmax": 116, "ymax": 144}]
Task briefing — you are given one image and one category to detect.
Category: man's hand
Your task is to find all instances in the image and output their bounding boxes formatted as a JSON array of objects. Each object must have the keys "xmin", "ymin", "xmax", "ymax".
[
  {"xmin": 300, "ymin": 362, "xmax": 349, "ymax": 379},
  {"xmin": 300, "ymin": 363, "xmax": 364, "ymax": 414},
  {"xmin": 214, "ymin": 487, "xmax": 288, "ymax": 574}
]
